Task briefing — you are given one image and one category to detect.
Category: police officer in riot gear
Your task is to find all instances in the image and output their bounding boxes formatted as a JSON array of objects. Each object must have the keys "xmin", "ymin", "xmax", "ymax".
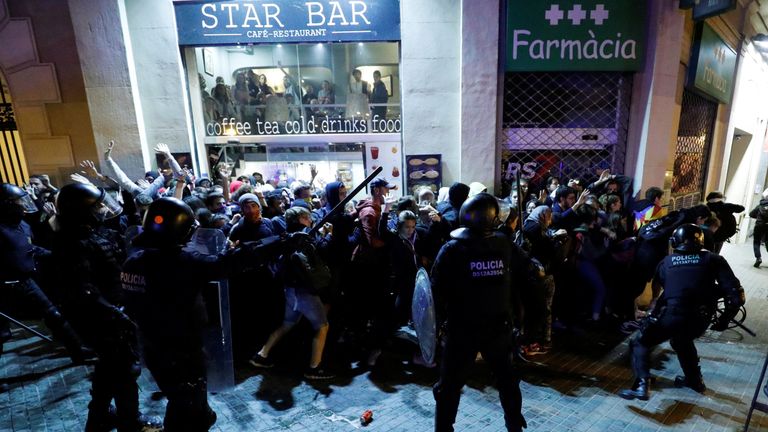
[
  {"xmin": 121, "ymin": 197, "xmax": 278, "ymax": 431},
  {"xmin": 619, "ymin": 224, "xmax": 744, "ymax": 401},
  {"xmin": 51, "ymin": 183, "xmax": 161, "ymax": 432},
  {"xmin": 0, "ymin": 183, "xmax": 89, "ymax": 362},
  {"xmin": 431, "ymin": 193, "xmax": 527, "ymax": 432},
  {"xmin": 121, "ymin": 197, "xmax": 214, "ymax": 431}
]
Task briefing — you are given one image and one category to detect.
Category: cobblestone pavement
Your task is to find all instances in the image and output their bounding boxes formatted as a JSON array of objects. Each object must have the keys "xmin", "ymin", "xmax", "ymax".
[{"xmin": 1, "ymin": 242, "xmax": 767, "ymax": 432}]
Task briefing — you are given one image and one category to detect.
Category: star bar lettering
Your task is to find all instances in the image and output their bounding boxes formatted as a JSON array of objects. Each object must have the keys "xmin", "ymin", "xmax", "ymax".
[{"xmin": 200, "ymin": 1, "xmax": 370, "ymax": 39}]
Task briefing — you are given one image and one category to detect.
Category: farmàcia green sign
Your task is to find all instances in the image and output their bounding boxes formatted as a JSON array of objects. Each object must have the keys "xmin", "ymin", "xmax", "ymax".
[
  {"xmin": 506, "ymin": 0, "xmax": 647, "ymax": 71},
  {"xmin": 689, "ymin": 23, "xmax": 737, "ymax": 104}
]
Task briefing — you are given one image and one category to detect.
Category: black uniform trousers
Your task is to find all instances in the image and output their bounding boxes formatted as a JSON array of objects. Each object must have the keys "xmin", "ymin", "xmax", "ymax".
[
  {"xmin": 754, "ymin": 224, "xmax": 768, "ymax": 259},
  {"xmin": 0, "ymin": 279, "xmax": 82, "ymax": 356},
  {"xmin": 71, "ymin": 317, "xmax": 141, "ymax": 432},
  {"xmin": 629, "ymin": 306, "xmax": 710, "ymax": 381},
  {"xmin": 144, "ymin": 347, "xmax": 215, "ymax": 432},
  {"xmin": 434, "ymin": 325, "xmax": 524, "ymax": 432}
]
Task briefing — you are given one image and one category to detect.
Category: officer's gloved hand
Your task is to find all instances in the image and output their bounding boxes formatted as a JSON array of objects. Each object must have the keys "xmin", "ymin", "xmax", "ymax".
[
  {"xmin": 710, "ymin": 319, "xmax": 729, "ymax": 332},
  {"xmin": 110, "ymin": 306, "xmax": 137, "ymax": 332}
]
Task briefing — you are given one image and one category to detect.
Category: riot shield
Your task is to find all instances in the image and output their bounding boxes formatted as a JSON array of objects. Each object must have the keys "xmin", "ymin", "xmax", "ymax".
[
  {"xmin": 186, "ymin": 227, "xmax": 228, "ymax": 255},
  {"xmin": 124, "ymin": 225, "xmax": 142, "ymax": 256},
  {"xmin": 185, "ymin": 228, "xmax": 234, "ymax": 392},
  {"xmin": 412, "ymin": 268, "xmax": 437, "ymax": 364},
  {"xmin": 497, "ymin": 198, "xmax": 512, "ymax": 225}
]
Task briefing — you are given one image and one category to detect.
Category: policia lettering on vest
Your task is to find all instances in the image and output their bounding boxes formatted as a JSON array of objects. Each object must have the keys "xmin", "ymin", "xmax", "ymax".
[{"xmin": 470, "ymin": 259, "xmax": 505, "ymax": 277}]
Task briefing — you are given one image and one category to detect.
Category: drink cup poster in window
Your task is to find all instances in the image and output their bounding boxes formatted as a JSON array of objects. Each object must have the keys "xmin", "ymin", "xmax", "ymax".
[{"xmin": 364, "ymin": 142, "xmax": 402, "ymax": 198}]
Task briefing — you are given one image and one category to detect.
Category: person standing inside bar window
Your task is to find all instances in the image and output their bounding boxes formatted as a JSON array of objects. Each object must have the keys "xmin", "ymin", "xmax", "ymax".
[
  {"xmin": 371, "ymin": 70, "xmax": 388, "ymax": 121},
  {"xmin": 277, "ymin": 61, "xmax": 302, "ymax": 107},
  {"xmin": 349, "ymin": 69, "xmax": 369, "ymax": 97}
]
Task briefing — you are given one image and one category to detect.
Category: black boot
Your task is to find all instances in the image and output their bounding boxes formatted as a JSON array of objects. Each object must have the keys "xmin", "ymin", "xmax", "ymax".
[
  {"xmin": 675, "ymin": 375, "xmax": 706, "ymax": 393},
  {"xmin": 85, "ymin": 405, "xmax": 117, "ymax": 432},
  {"xmin": 755, "ymin": 258, "xmax": 762, "ymax": 268},
  {"xmin": 619, "ymin": 378, "xmax": 650, "ymax": 400}
]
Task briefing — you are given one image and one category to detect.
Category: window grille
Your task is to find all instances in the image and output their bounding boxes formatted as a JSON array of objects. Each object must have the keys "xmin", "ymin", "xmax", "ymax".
[
  {"xmin": 670, "ymin": 89, "xmax": 717, "ymax": 200},
  {"xmin": 499, "ymin": 72, "xmax": 632, "ymax": 197}
]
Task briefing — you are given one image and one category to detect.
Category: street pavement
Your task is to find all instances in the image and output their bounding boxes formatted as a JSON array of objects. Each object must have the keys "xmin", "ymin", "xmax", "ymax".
[{"xmin": 1, "ymin": 241, "xmax": 767, "ymax": 431}]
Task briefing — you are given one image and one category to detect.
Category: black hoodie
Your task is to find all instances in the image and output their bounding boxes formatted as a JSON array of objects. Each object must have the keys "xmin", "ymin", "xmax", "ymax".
[{"xmin": 749, "ymin": 198, "xmax": 768, "ymax": 225}]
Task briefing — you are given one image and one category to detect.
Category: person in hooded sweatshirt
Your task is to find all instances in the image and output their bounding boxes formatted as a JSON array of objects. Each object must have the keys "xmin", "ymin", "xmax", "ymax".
[
  {"xmin": 227, "ymin": 194, "xmax": 280, "ymax": 359},
  {"xmin": 350, "ymin": 178, "xmax": 394, "ymax": 366},
  {"xmin": 249, "ymin": 206, "xmax": 335, "ymax": 380},
  {"xmin": 749, "ymin": 188, "xmax": 768, "ymax": 268},
  {"xmin": 431, "ymin": 182, "xmax": 470, "ymax": 252},
  {"xmin": 314, "ymin": 182, "xmax": 354, "ymax": 299},
  {"xmin": 705, "ymin": 192, "xmax": 744, "ymax": 254},
  {"xmin": 436, "ymin": 182, "xmax": 470, "ymax": 231}
]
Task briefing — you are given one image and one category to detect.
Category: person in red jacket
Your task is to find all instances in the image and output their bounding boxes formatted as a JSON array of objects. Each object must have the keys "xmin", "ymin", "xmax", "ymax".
[{"xmin": 351, "ymin": 178, "xmax": 395, "ymax": 366}]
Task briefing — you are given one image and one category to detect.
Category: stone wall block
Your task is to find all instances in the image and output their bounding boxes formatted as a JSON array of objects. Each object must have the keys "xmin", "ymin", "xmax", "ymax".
[
  {"xmin": 0, "ymin": 19, "xmax": 37, "ymax": 72},
  {"xmin": 6, "ymin": 63, "xmax": 61, "ymax": 104}
]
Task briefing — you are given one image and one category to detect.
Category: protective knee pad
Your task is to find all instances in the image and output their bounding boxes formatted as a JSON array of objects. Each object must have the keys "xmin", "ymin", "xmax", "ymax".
[{"xmin": 129, "ymin": 361, "xmax": 142, "ymax": 379}]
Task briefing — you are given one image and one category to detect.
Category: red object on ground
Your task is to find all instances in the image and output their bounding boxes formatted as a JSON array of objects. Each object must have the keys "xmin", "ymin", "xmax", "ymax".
[{"xmin": 360, "ymin": 409, "xmax": 373, "ymax": 426}]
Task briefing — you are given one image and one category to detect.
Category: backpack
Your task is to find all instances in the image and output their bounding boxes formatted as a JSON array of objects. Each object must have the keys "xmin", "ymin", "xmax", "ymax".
[
  {"xmin": 759, "ymin": 203, "xmax": 768, "ymax": 221},
  {"xmin": 283, "ymin": 233, "xmax": 331, "ymax": 294},
  {"xmin": 637, "ymin": 210, "xmax": 685, "ymax": 242}
]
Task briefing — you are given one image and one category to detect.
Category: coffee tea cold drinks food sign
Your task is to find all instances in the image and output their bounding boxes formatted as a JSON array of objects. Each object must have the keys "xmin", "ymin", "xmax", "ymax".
[{"xmin": 506, "ymin": 0, "xmax": 647, "ymax": 71}]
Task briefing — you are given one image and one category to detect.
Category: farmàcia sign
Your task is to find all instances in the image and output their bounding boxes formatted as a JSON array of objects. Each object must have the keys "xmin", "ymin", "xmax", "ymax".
[{"xmin": 506, "ymin": 1, "xmax": 647, "ymax": 72}]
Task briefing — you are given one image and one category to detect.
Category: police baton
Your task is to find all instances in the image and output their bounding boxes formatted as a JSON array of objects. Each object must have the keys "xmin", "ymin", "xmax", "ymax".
[
  {"xmin": 730, "ymin": 319, "xmax": 757, "ymax": 337},
  {"xmin": 0, "ymin": 311, "xmax": 54, "ymax": 343},
  {"xmin": 714, "ymin": 303, "xmax": 756, "ymax": 337},
  {"xmin": 308, "ymin": 166, "xmax": 383, "ymax": 237}
]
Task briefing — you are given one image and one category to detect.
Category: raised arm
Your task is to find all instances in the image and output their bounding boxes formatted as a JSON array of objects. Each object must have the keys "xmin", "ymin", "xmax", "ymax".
[
  {"xmin": 217, "ymin": 163, "xmax": 232, "ymax": 203},
  {"xmin": 173, "ymin": 169, "xmax": 188, "ymax": 200},
  {"xmin": 154, "ymin": 143, "xmax": 184, "ymax": 180},
  {"xmin": 103, "ymin": 141, "xmax": 143, "ymax": 197},
  {"xmin": 277, "ymin": 60, "xmax": 294, "ymax": 81}
]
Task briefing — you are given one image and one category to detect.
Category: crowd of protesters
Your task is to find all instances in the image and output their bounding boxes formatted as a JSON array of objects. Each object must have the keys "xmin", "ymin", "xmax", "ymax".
[{"xmin": 1, "ymin": 139, "xmax": 765, "ymax": 431}]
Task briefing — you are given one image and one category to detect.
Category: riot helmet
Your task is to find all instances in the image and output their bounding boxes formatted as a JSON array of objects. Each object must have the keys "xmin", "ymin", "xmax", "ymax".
[
  {"xmin": 669, "ymin": 223, "xmax": 704, "ymax": 252},
  {"xmin": 140, "ymin": 197, "xmax": 197, "ymax": 247},
  {"xmin": 451, "ymin": 193, "xmax": 499, "ymax": 239},
  {"xmin": 0, "ymin": 183, "xmax": 38, "ymax": 223},
  {"xmin": 55, "ymin": 183, "xmax": 122, "ymax": 227}
]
